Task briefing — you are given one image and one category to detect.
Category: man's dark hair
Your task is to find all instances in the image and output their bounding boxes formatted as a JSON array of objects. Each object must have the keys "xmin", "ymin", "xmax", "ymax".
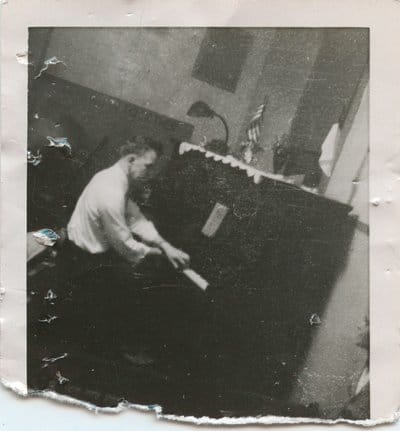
[{"xmin": 119, "ymin": 135, "xmax": 163, "ymax": 158}]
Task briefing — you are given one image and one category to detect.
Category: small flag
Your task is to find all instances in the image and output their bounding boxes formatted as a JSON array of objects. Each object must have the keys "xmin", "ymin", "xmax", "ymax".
[
  {"xmin": 246, "ymin": 96, "xmax": 268, "ymax": 146},
  {"xmin": 241, "ymin": 96, "xmax": 268, "ymax": 163}
]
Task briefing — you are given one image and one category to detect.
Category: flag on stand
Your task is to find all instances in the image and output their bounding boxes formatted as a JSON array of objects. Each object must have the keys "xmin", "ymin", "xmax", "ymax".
[
  {"xmin": 246, "ymin": 96, "xmax": 268, "ymax": 145},
  {"xmin": 242, "ymin": 96, "xmax": 268, "ymax": 164}
]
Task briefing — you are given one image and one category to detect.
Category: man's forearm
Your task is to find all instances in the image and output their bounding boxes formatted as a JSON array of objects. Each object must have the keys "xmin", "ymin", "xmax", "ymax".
[{"xmin": 153, "ymin": 236, "xmax": 169, "ymax": 251}]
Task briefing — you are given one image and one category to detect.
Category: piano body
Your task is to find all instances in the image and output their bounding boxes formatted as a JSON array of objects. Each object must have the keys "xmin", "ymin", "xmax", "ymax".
[{"xmin": 148, "ymin": 142, "xmax": 354, "ymax": 414}]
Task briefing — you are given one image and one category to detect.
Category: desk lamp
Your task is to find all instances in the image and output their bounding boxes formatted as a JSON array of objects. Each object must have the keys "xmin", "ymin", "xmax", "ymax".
[{"xmin": 187, "ymin": 101, "xmax": 229, "ymax": 146}]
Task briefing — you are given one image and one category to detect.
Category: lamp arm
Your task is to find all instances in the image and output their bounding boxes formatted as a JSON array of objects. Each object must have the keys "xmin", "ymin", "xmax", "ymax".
[{"xmin": 214, "ymin": 113, "xmax": 229, "ymax": 146}]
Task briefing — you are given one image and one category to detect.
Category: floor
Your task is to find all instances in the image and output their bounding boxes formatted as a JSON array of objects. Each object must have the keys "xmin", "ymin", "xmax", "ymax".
[{"xmin": 27, "ymin": 251, "xmax": 321, "ymax": 418}]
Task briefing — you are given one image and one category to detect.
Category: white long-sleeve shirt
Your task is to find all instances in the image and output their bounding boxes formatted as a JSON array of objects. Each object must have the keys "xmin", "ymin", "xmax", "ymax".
[{"xmin": 67, "ymin": 162, "xmax": 161, "ymax": 265}]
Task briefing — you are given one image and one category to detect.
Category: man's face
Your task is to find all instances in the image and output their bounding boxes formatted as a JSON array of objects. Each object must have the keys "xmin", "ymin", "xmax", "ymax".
[{"xmin": 127, "ymin": 149, "xmax": 158, "ymax": 182}]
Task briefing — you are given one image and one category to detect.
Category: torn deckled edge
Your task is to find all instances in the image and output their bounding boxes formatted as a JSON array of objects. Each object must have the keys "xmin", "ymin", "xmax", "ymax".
[
  {"xmin": 158, "ymin": 411, "xmax": 400, "ymax": 426},
  {"xmin": 1, "ymin": 379, "xmax": 399, "ymax": 427},
  {"xmin": 2, "ymin": 1, "xmax": 399, "ymax": 425}
]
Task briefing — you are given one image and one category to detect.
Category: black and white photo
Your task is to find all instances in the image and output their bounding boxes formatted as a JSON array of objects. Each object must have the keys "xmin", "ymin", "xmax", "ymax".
[{"xmin": 24, "ymin": 26, "xmax": 371, "ymax": 421}]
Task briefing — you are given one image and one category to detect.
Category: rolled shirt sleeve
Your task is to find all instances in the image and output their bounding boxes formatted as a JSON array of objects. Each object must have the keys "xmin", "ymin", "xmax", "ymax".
[
  {"xmin": 125, "ymin": 198, "xmax": 162, "ymax": 246},
  {"xmin": 99, "ymin": 195, "xmax": 152, "ymax": 265}
]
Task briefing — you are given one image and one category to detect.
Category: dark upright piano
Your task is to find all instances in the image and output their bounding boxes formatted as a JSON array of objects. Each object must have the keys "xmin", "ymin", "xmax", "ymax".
[{"xmin": 148, "ymin": 142, "xmax": 354, "ymax": 416}]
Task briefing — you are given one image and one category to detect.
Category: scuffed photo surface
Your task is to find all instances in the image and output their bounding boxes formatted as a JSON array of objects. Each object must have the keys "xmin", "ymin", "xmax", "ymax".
[{"xmin": 26, "ymin": 27, "xmax": 369, "ymax": 421}]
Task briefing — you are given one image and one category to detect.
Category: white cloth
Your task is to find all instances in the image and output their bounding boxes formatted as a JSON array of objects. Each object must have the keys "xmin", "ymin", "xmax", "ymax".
[
  {"xmin": 67, "ymin": 162, "xmax": 161, "ymax": 264},
  {"xmin": 318, "ymin": 122, "xmax": 340, "ymax": 177}
]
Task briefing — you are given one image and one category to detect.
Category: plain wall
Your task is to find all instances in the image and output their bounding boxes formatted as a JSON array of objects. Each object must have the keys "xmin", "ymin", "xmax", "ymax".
[
  {"xmin": 43, "ymin": 27, "xmax": 275, "ymax": 149},
  {"xmin": 291, "ymin": 81, "xmax": 369, "ymax": 417}
]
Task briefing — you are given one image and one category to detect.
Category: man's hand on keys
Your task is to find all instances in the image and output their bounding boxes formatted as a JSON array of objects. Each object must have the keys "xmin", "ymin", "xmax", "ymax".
[{"xmin": 159, "ymin": 242, "xmax": 190, "ymax": 270}]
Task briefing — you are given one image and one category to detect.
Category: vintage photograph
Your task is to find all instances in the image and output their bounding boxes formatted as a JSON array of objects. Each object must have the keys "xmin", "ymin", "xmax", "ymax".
[{"xmin": 26, "ymin": 27, "xmax": 369, "ymax": 420}]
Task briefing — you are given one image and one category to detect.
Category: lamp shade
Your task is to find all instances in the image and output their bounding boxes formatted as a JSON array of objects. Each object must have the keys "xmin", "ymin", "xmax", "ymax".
[{"xmin": 187, "ymin": 101, "xmax": 215, "ymax": 118}]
